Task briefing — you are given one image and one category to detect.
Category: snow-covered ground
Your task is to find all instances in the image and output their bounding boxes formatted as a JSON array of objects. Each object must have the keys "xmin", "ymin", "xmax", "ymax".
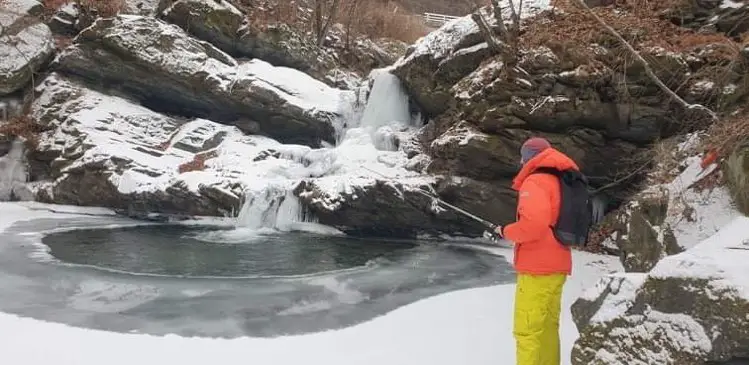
[{"xmin": 0, "ymin": 201, "xmax": 621, "ymax": 365}]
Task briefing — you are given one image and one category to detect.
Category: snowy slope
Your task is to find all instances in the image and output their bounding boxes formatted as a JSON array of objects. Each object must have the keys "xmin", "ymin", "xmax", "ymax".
[{"xmin": 0, "ymin": 202, "xmax": 621, "ymax": 365}]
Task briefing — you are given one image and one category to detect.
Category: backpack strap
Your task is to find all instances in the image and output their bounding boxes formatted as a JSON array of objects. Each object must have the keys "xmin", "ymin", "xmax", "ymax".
[{"xmin": 532, "ymin": 166, "xmax": 563, "ymax": 178}]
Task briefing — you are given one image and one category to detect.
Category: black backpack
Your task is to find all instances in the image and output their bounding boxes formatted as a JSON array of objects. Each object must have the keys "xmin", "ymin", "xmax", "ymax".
[{"xmin": 532, "ymin": 167, "xmax": 593, "ymax": 247}]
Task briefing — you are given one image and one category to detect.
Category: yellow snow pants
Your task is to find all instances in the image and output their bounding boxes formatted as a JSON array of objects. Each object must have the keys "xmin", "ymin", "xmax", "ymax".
[{"xmin": 513, "ymin": 273, "xmax": 567, "ymax": 365}]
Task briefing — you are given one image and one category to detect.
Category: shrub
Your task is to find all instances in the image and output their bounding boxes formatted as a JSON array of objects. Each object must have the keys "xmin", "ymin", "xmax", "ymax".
[
  {"xmin": 0, "ymin": 114, "xmax": 44, "ymax": 148},
  {"xmin": 178, "ymin": 150, "xmax": 218, "ymax": 174}
]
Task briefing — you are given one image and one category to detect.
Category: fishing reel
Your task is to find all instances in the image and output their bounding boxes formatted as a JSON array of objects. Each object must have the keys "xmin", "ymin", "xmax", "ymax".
[{"xmin": 482, "ymin": 230, "xmax": 501, "ymax": 243}]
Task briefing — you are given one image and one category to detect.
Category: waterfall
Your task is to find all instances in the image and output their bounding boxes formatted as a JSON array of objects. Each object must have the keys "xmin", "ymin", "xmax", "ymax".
[
  {"xmin": 358, "ymin": 69, "xmax": 414, "ymax": 130},
  {"xmin": 235, "ymin": 69, "xmax": 417, "ymax": 232},
  {"xmin": 0, "ymin": 139, "xmax": 28, "ymax": 201},
  {"xmin": 236, "ymin": 187, "xmax": 315, "ymax": 231}
]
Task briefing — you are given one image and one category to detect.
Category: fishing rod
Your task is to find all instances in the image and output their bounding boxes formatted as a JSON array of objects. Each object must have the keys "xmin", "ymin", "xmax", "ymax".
[{"xmin": 361, "ymin": 167, "xmax": 502, "ymax": 241}]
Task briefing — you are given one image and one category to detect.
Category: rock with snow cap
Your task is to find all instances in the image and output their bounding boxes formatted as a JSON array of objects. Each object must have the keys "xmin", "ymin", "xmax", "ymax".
[
  {"xmin": 598, "ymin": 136, "xmax": 740, "ymax": 271},
  {"xmin": 160, "ymin": 0, "xmax": 334, "ymax": 79},
  {"xmin": 0, "ymin": 0, "xmax": 55, "ymax": 95},
  {"xmin": 54, "ymin": 15, "xmax": 349, "ymax": 147},
  {"xmin": 571, "ymin": 216, "xmax": 749, "ymax": 364},
  {"xmin": 27, "ymin": 74, "xmax": 281, "ymax": 216}
]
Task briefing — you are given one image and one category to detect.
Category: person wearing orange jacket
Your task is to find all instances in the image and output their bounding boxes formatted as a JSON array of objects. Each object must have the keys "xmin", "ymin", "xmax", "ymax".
[{"xmin": 494, "ymin": 137, "xmax": 576, "ymax": 365}]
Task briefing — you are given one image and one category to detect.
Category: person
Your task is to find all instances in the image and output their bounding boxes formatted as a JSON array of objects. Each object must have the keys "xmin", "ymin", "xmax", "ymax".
[{"xmin": 494, "ymin": 137, "xmax": 576, "ymax": 365}]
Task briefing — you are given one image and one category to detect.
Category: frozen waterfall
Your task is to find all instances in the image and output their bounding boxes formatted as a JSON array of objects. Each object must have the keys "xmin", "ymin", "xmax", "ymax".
[
  {"xmin": 234, "ymin": 69, "xmax": 420, "ymax": 232},
  {"xmin": 0, "ymin": 139, "xmax": 28, "ymax": 201},
  {"xmin": 236, "ymin": 187, "xmax": 314, "ymax": 231},
  {"xmin": 358, "ymin": 69, "xmax": 414, "ymax": 130}
]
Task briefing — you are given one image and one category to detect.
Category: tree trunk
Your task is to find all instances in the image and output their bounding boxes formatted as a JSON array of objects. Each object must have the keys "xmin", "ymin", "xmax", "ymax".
[{"xmin": 316, "ymin": 0, "xmax": 341, "ymax": 47}]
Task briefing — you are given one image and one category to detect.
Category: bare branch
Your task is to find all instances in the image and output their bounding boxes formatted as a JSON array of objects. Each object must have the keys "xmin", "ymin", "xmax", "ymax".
[
  {"xmin": 471, "ymin": 11, "xmax": 503, "ymax": 54},
  {"xmin": 489, "ymin": 0, "xmax": 510, "ymax": 41},
  {"xmin": 316, "ymin": 0, "xmax": 341, "ymax": 47},
  {"xmin": 572, "ymin": 0, "xmax": 718, "ymax": 121}
]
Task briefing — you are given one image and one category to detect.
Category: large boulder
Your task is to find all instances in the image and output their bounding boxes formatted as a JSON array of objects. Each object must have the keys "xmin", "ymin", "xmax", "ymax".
[
  {"xmin": 725, "ymin": 139, "xmax": 749, "ymax": 215},
  {"xmin": 53, "ymin": 15, "xmax": 351, "ymax": 147},
  {"xmin": 571, "ymin": 216, "xmax": 749, "ymax": 364},
  {"xmin": 28, "ymin": 74, "xmax": 252, "ymax": 215},
  {"xmin": 295, "ymin": 174, "xmax": 515, "ymax": 237},
  {"xmin": 390, "ymin": 14, "xmax": 491, "ymax": 118},
  {"xmin": 426, "ymin": 118, "xmax": 641, "ymax": 188},
  {"xmin": 391, "ymin": 3, "xmax": 551, "ymax": 117},
  {"xmin": 0, "ymin": 0, "xmax": 55, "ymax": 95},
  {"xmin": 160, "ymin": 0, "xmax": 334, "ymax": 79}
]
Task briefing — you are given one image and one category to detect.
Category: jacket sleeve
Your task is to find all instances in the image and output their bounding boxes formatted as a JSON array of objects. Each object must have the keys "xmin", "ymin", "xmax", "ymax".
[{"xmin": 502, "ymin": 176, "xmax": 554, "ymax": 244}]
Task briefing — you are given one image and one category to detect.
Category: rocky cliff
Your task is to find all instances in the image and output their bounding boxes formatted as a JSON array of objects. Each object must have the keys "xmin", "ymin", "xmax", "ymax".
[{"xmin": 2, "ymin": 0, "xmax": 749, "ymax": 240}]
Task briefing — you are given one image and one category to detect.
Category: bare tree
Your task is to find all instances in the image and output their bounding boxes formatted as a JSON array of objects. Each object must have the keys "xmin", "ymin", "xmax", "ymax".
[
  {"xmin": 471, "ymin": 0, "xmax": 524, "ymax": 79},
  {"xmin": 342, "ymin": 0, "xmax": 361, "ymax": 49},
  {"xmin": 314, "ymin": 0, "xmax": 342, "ymax": 47}
]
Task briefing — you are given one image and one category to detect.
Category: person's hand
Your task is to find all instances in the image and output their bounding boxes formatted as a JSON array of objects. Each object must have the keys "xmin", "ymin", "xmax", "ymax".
[{"xmin": 493, "ymin": 225, "xmax": 504, "ymax": 239}]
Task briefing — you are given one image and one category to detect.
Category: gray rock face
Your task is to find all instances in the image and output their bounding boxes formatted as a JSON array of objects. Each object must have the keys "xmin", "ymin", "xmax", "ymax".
[
  {"xmin": 608, "ymin": 188, "xmax": 682, "ymax": 272},
  {"xmin": 295, "ymin": 176, "xmax": 512, "ymax": 238},
  {"xmin": 390, "ymin": 5, "xmax": 749, "ymax": 223},
  {"xmin": 28, "ymin": 74, "xmax": 258, "ymax": 216},
  {"xmin": 54, "ymin": 15, "xmax": 348, "ymax": 147},
  {"xmin": 390, "ymin": 15, "xmax": 489, "ymax": 117},
  {"xmin": 161, "ymin": 0, "xmax": 333, "ymax": 78},
  {"xmin": 572, "ymin": 217, "xmax": 749, "ymax": 364},
  {"xmin": 0, "ymin": 0, "xmax": 55, "ymax": 95}
]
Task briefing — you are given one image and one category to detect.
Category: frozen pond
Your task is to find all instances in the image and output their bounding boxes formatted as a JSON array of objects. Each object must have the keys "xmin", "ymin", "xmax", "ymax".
[{"xmin": 0, "ymin": 216, "xmax": 515, "ymax": 338}]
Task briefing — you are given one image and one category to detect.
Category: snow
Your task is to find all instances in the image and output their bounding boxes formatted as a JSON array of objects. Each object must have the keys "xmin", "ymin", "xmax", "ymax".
[
  {"xmin": 579, "ymin": 273, "xmax": 647, "ymax": 323},
  {"xmin": 0, "ymin": 201, "xmax": 622, "ymax": 365},
  {"xmin": 591, "ymin": 309, "xmax": 712, "ymax": 365},
  {"xmin": 659, "ymin": 155, "xmax": 740, "ymax": 250},
  {"xmin": 650, "ymin": 216, "xmax": 749, "ymax": 300},
  {"xmin": 234, "ymin": 59, "xmax": 345, "ymax": 116},
  {"xmin": 162, "ymin": 0, "xmax": 243, "ymax": 17},
  {"xmin": 720, "ymin": 0, "xmax": 746, "ymax": 9},
  {"xmin": 430, "ymin": 121, "xmax": 489, "ymax": 149},
  {"xmin": 395, "ymin": 0, "xmax": 551, "ymax": 70}
]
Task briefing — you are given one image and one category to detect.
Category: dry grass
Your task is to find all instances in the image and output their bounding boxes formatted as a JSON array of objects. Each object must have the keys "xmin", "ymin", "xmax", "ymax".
[
  {"xmin": 178, "ymin": 150, "xmax": 218, "ymax": 174},
  {"xmin": 703, "ymin": 108, "xmax": 749, "ymax": 157},
  {"xmin": 0, "ymin": 115, "xmax": 44, "ymax": 148},
  {"xmin": 526, "ymin": 0, "xmax": 738, "ymax": 62}
]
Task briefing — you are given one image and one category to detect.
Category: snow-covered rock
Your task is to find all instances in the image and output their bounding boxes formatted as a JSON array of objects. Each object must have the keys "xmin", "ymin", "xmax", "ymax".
[
  {"xmin": 54, "ymin": 15, "xmax": 350, "ymax": 147},
  {"xmin": 29, "ymin": 74, "xmax": 257, "ymax": 215},
  {"xmin": 160, "ymin": 0, "xmax": 335, "ymax": 79},
  {"xmin": 571, "ymin": 216, "xmax": 749, "ymax": 365},
  {"xmin": 601, "ymin": 137, "xmax": 740, "ymax": 272},
  {"xmin": 0, "ymin": 0, "xmax": 55, "ymax": 95}
]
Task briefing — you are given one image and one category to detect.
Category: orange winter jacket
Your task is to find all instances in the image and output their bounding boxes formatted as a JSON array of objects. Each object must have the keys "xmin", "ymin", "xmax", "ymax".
[{"xmin": 502, "ymin": 147, "xmax": 574, "ymax": 275}]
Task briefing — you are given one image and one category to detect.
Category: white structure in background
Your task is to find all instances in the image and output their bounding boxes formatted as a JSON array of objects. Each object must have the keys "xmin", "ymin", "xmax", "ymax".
[{"xmin": 422, "ymin": 12, "xmax": 460, "ymax": 27}]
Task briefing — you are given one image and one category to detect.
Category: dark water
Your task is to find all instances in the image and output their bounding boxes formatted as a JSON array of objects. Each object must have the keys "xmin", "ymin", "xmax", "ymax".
[
  {"xmin": 0, "ymin": 218, "xmax": 515, "ymax": 338},
  {"xmin": 43, "ymin": 226, "xmax": 417, "ymax": 278}
]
